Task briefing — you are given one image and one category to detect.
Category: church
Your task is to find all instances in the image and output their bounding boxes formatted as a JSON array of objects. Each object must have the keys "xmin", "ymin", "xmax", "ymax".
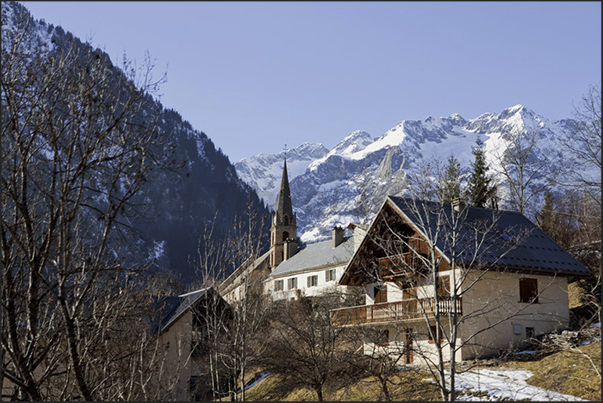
[{"xmin": 219, "ymin": 159, "xmax": 365, "ymax": 304}]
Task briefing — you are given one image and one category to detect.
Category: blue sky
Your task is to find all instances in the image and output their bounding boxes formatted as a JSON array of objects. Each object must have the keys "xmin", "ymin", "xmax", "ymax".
[{"xmin": 20, "ymin": 1, "xmax": 601, "ymax": 163}]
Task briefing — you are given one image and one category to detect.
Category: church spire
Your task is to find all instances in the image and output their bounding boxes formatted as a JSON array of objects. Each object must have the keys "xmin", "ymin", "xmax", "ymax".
[
  {"xmin": 270, "ymin": 158, "xmax": 298, "ymax": 269},
  {"xmin": 275, "ymin": 158, "xmax": 294, "ymax": 223}
]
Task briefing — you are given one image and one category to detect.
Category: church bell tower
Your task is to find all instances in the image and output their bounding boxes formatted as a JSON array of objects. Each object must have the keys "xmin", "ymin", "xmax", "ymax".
[{"xmin": 270, "ymin": 158, "xmax": 298, "ymax": 269}]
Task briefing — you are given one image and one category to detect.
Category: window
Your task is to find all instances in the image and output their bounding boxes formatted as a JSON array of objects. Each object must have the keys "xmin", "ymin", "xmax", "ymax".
[
  {"xmin": 282, "ymin": 231, "xmax": 289, "ymax": 242},
  {"xmin": 428, "ymin": 325, "xmax": 444, "ymax": 344},
  {"xmin": 374, "ymin": 284, "xmax": 387, "ymax": 304},
  {"xmin": 437, "ymin": 275, "xmax": 450, "ymax": 297},
  {"xmin": 519, "ymin": 278, "xmax": 539, "ymax": 303},
  {"xmin": 376, "ymin": 329, "xmax": 389, "ymax": 347},
  {"xmin": 325, "ymin": 269, "xmax": 336, "ymax": 282},
  {"xmin": 287, "ymin": 277, "xmax": 297, "ymax": 290},
  {"xmin": 526, "ymin": 327, "xmax": 535, "ymax": 340},
  {"xmin": 274, "ymin": 279, "xmax": 284, "ymax": 291},
  {"xmin": 284, "ymin": 215, "xmax": 289, "ymax": 225},
  {"xmin": 307, "ymin": 275, "xmax": 318, "ymax": 287}
]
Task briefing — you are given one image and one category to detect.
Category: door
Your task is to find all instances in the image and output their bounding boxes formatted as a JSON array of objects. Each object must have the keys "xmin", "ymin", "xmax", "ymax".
[{"xmin": 374, "ymin": 283, "xmax": 387, "ymax": 304}]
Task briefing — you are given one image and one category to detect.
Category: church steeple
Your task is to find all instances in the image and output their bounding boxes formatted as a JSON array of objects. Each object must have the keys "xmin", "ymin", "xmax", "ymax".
[
  {"xmin": 275, "ymin": 158, "xmax": 294, "ymax": 225},
  {"xmin": 270, "ymin": 158, "xmax": 298, "ymax": 269}
]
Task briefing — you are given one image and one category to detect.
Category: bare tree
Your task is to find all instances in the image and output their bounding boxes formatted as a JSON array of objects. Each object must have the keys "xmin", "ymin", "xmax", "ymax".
[
  {"xmin": 564, "ymin": 83, "xmax": 601, "ymax": 204},
  {"xmin": 492, "ymin": 128, "xmax": 557, "ymax": 219},
  {"xmin": 190, "ymin": 199, "xmax": 272, "ymax": 401},
  {"xmin": 260, "ymin": 294, "xmax": 361, "ymax": 401},
  {"xmin": 1, "ymin": 8, "xmax": 175, "ymax": 400}
]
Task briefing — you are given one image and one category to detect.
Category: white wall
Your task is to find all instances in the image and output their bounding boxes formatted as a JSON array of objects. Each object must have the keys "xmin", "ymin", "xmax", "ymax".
[
  {"xmin": 458, "ymin": 270, "xmax": 569, "ymax": 360},
  {"xmin": 268, "ymin": 263, "xmax": 348, "ymax": 301},
  {"xmin": 359, "ymin": 269, "xmax": 570, "ymax": 363}
]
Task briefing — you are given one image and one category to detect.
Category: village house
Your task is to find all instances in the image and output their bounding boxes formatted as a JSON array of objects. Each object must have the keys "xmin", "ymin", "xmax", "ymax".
[
  {"xmin": 331, "ymin": 196, "xmax": 592, "ymax": 365},
  {"xmin": 264, "ymin": 224, "xmax": 365, "ymax": 301},
  {"xmin": 220, "ymin": 159, "xmax": 365, "ymax": 304},
  {"xmin": 152, "ymin": 287, "xmax": 233, "ymax": 400}
]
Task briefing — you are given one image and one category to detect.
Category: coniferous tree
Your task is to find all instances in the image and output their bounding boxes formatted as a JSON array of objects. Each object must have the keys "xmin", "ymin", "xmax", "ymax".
[
  {"xmin": 438, "ymin": 154, "xmax": 463, "ymax": 204},
  {"xmin": 467, "ymin": 136, "xmax": 497, "ymax": 208}
]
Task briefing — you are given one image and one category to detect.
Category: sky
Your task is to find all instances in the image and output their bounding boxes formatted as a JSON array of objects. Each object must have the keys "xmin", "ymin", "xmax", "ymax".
[{"xmin": 19, "ymin": 1, "xmax": 602, "ymax": 163}]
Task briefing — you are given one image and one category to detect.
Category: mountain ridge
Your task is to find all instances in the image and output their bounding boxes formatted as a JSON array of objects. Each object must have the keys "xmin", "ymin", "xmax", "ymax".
[
  {"xmin": 236, "ymin": 104, "xmax": 584, "ymax": 243},
  {"xmin": 2, "ymin": 1, "xmax": 270, "ymax": 284}
]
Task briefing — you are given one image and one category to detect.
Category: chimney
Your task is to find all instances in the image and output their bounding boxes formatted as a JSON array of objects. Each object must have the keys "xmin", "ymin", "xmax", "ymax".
[
  {"xmin": 332, "ymin": 226, "xmax": 344, "ymax": 248},
  {"xmin": 453, "ymin": 198, "xmax": 466, "ymax": 213}
]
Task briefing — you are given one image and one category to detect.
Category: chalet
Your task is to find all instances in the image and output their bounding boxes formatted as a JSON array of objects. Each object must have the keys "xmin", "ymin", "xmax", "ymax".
[{"xmin": 331, "ymin": 196, "xmax": 592, "ymax": 365}]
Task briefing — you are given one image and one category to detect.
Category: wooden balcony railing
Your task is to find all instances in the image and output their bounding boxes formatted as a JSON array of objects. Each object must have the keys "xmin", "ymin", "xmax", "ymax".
[{"xmin": 330, "ymin": 296, "xmax": 462, "ymax": 327}]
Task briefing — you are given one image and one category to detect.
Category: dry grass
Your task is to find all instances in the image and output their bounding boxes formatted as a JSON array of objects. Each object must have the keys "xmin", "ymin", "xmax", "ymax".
[
  {"xmin": 244, "ymin": 340, "xmax": 600, "ymax": 401},
  {"xmin": 501, "ymin": 339, "xmax": 601, "ymax": 401},
  {"xmin": 244, "ymin": 368, "xmax": 441, "ymax": 401},
  {"xmin": 568, "ymin": 281, "xmax": 586, "ymax": 309}
]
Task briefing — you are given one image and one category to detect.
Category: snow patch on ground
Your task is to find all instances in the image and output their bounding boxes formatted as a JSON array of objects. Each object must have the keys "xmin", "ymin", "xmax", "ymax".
[{"xmin": 426, "ymin": 368, "xmax": 587, "ymax": 401}]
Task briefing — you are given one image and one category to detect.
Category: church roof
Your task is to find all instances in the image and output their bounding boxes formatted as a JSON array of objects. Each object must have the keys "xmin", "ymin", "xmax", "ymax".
[{"xmin": 270, "ymin": 236, "xmax": 355, "ymax": 278}]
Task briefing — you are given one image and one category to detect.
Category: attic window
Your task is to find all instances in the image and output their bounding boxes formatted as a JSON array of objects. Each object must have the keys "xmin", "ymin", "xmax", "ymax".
[{"xmin": 500, "ymin": 233, "xmax": 512, "ymax": 241}]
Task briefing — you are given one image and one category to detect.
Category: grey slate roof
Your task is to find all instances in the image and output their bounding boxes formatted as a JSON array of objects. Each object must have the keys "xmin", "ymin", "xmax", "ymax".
[
  {"xmin": 387, "ymin": 196, "xmax": 591, "ymax": 277},
  {"xmin": 270, "ymin": 236, "xmax": 355, "ymax": 278},
  {"xmin": 152, "ymin": 287, "xmax": 223, "ymax": 334}
]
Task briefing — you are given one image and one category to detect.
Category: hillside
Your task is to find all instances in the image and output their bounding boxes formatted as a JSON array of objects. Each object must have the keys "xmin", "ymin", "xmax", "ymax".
[
  {"xmin": 1, "ymin": 1, "xmax": 271, "ymax": 283},
  {"xmin": 242, "ymin": 338, "xmax": 600, "ymax": 401}
]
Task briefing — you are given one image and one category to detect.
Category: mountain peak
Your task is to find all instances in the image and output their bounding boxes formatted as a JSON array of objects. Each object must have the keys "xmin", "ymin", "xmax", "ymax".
[
  {"xmin": 324, "ymin": 130, "xmax": 374, "ymax": 158},
  {"xmin": 236, "ymin": 105, "xmax": 579, "ymax": 243}
]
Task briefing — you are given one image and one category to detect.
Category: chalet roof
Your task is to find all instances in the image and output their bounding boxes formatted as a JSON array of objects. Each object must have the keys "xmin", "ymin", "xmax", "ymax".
[
  {"xmin": 152, "ymin": 287, "xmax": 225, "ymax": 334},
  {"xmin": 342, "ymin": 196, "xmax": 591, "ymax": 285},
  {"xmin": 270, "ymin": 236, "xmax": 355, "ymax": 278}
]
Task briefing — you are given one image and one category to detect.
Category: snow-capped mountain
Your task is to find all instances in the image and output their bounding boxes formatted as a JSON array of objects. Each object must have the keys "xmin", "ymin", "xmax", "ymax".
[
  {"xmin": 236, "ymin": 105, "xmax": 588, "ymax": 243},
  {"xmin": 235, "ymin": 142, "xmax": 329, "ymax": 206}
]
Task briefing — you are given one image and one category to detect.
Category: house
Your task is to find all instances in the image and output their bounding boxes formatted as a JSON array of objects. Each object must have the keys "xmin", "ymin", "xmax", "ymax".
[
  {"xmin": 152, "ymin": 287, "xmax": 233, "ymax": 400},
  {"xmin": 264, "ymin": 224, "xmax": 365, "ymax": 301},
  {"xmin": 330, "ymin": 196, "xmax": 592, "ymax": 365},
  {"xmin": 220, "ymin": 159, "xmax": 366, "ymax": 304}
]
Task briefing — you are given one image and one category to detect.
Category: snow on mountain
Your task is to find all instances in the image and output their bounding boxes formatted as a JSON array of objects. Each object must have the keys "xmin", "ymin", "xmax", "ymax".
[
  {"xmin": 235, "ymin": 142, "xmax": 328, "ymax": 206},
  {"xmin": 236, "ymin": 105, "xmax": 586, "ymax": 243}
]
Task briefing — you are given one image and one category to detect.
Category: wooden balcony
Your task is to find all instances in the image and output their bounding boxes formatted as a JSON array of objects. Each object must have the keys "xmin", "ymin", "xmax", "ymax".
[{"xmin": 330, "ymin": 296, "xmax": 462, "ymax": 327}]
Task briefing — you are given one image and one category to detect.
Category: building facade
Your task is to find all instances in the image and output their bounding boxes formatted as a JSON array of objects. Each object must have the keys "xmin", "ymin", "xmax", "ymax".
[{"xmin": 331, "ymin": 196, "xmax": 592, "ymax": 365}]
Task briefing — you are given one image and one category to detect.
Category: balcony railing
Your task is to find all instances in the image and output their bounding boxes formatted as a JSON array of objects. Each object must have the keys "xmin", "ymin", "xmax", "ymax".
[{"xmin": 330, "ymin": 296, "xmax": 462, "ymax": 326}]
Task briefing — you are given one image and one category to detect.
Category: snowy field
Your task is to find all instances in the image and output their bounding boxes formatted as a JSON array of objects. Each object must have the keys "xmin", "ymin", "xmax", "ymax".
[
  {"xmin": 447, "ymin": 368, "xmax": 586, "ymax": 401},
  {"xmin": 432, "ymin": 323, "xmax": 600, "ymax": 401}
]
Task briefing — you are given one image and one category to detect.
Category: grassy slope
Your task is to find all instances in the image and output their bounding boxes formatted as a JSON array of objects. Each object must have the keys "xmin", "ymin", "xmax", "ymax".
[
  {"xmin": 244, "ymin": 341, "xmax": 600, "ymax": 401},
  {"xmin": 245, "ymin": 285, "xmax": 600, "ymax": 401},
  {"xmin": 501, "ymin": 339, "xmax": 601, "ymax": 401},
  {"xmin": 244, "ymin": 370, "xmax": 442, "ymax": 401}
]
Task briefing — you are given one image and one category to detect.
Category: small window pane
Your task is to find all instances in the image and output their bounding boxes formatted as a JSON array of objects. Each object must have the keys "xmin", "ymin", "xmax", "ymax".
[{"xmin": 519, "ymin": 278, "xmax": 538, "ymax": 303}]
